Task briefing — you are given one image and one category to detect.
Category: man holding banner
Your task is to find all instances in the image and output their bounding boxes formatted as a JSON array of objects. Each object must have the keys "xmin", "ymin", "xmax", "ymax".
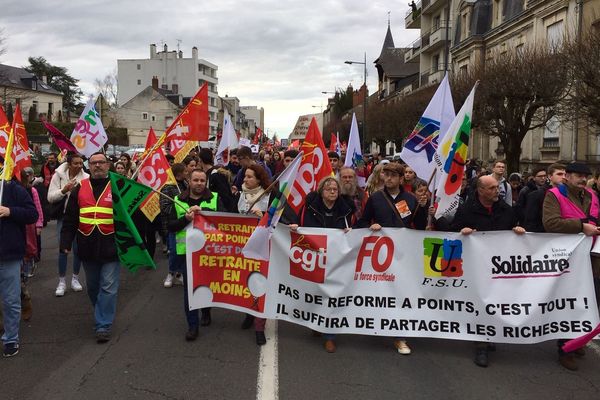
[
  {"xmin": 167, "ymin": 169, "xmax": 225, "ymax": 341},
  {"xmin": 451, "ymin": 175, "xmax": 525, "ymax": 367},
  {"xmin": 542, "ymin": 162, "xmax": 600, "ymax": 371},
  {"xmin": 60, "ymin": 152, "xmax": 121, "ymax": 344}
]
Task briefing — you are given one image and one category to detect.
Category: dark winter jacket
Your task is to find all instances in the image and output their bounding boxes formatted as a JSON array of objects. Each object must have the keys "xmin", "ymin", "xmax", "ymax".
[
  {"xmin": 60, "ymin": 177, "xmax": 118, "ymax": 263},
  {"xmin": 451, "ymin": 194, "xmax": 518, "ymax": 232},
  {"xmin": 206, "ymin": 166, "xmax": 236, "ymax": 212},
  {"xmin": 515, "ymin": 180, "xmax": 545, "ymax": 224},
  {"xmin": 0, "ymin": 181, "xmax": 39, "ymax": 261},
  {"xmin": 355, "ymin": 187, "xmax": 427, "ymax": 229},
  {"xmin": 523, "ymin": 186, "xmax": 550, "ymax": 232},
  {"xmin": 298, "ymin": 191, "xmax": 355, "ymax": 229}
]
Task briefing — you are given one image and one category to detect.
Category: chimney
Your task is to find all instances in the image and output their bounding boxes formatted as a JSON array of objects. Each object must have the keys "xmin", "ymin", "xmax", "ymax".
[
  {"xmin": 150, "ymin": 43, "xmax": 157, "ymax": 58},
  {"xmin": 192, "ymin": 46, "xmax": 198, "ymax": 59},
  {"xmin": 152, "ymin": 76, "xmax": 159, "ymax": 90},
  {"xmin": 179, "ymin": 50, "xmax": 183, "ymax": 59},
  {"xmin": 163, "ymin": 43, "xmax": 168, "ymax": 52}
]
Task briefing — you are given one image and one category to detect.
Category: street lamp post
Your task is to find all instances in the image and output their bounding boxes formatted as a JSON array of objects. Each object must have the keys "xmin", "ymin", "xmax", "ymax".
[{"xmin": 344, "ymin": 52, "xmax": 368, "ymax": 152}]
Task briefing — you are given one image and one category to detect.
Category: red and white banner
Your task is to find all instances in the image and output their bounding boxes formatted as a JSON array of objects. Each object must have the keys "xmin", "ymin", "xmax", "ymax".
[{"xmin": 188, "ymin": 218, "xmax": 599, "ymax": 344}]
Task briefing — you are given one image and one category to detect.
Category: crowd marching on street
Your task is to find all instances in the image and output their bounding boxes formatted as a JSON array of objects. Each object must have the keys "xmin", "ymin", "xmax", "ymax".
[{"xmin": 1, "ymin": 143, "xmax": 599, "ymax": 374}]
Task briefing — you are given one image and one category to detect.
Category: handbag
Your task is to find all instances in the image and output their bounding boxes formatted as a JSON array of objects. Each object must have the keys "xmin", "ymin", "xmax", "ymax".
[
  {"xmin": 48, "ymin": 196, "xmax": 67, "ymax": 220},
  {"xmin": 24, "ymin": 223, "xmax": 38, "ymax": 259}
]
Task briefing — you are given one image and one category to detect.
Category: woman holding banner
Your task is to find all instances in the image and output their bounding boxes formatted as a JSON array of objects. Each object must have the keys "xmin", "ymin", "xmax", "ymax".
[
  {"xmin": 237, "ymin": 164, "xmax": 273, "ymax": 345},
  {"xmin": 289, "ymin": 176, "xmax": 355, "ymax": 353}
]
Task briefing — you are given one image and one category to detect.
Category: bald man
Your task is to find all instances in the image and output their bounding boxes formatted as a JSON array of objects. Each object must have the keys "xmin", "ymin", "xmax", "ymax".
[{"xmin": 451, "ymin": 174, "xmax": 524, "ymax": 368}]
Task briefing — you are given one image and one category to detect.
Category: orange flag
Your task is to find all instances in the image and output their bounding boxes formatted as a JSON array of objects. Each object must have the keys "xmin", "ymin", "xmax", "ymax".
[
  {"xmin": 9, "ymin": 104, "xmax": 31, "ymax": 181},
  {"xmin": 0, "ymin": 104, "xmax": 11, "ymax": 160},
  {"xmin": 165, "ymin": 83, "xmax": 209, "ymax": 142},
  {"xmin": 138, "ymin": 127, "xmax": 175, "ymax": 221},
  {"xmin": 287, "ymin": 117, "xmax": 334, "ymax": 214}
]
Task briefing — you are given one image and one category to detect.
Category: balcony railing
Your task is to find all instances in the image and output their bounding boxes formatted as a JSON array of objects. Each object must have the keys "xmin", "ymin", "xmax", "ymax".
[{"xmin": 542, "ymin": 137, "xmax": 559, "ymax": 148}]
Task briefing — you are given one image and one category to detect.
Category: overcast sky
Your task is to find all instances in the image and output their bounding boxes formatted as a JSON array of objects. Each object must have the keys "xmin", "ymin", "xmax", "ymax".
[{"xmin": 1, "ymin": 0, "xmax": 419, "ymax": 139}]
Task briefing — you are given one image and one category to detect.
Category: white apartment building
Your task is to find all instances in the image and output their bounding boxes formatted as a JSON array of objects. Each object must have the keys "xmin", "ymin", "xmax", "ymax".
[
  {"xmin": 117, "ymin": 44, "xmax": 219, "ymax": 136},
  {"xmin": 240, "ymin": 106, "xmax": 265, "ymax": 131}
]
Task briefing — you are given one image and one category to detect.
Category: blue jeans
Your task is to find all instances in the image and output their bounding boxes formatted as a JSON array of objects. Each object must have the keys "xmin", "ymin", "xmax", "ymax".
[
  {"xmin": 0, "ymin": 259, "xmax": 22, "ymax": 344},
  {"xmin": 57, "ymin": 219, "xmax": 81, "ymax": 277},
  {"xmin": 82, "ymin": 260, "xmax": 120, "ymax": 332},
  {"xmin": 168, "ymin": 233, "xmax": 184, "ymax": 273}
]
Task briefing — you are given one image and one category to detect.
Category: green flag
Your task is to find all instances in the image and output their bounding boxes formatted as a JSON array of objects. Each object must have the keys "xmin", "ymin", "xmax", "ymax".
[{"xmin": 109, "ymin": 172, "xmax": 156, "ymax": 272}]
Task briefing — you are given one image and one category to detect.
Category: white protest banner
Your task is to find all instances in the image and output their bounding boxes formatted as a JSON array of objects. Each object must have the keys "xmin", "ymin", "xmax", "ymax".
[
  {"xmin": 187, "ymin": 222, "xmax": 599, "ymax": 344},
  {"xmin": 70, "ymin": 98, "xmax": 108, "ymax": 157}
]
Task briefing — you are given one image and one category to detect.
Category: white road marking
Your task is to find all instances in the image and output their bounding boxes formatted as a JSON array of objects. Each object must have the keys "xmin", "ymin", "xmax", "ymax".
[{"xmin": 256, "ymin": 320, "xmax": 279, "ymax": 400}]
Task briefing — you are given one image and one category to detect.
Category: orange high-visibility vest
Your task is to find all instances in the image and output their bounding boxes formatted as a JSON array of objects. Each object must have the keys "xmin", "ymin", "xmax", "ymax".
[{"xmin": 78, "ymin": 179, "xmax": 114, "ymax": 236}]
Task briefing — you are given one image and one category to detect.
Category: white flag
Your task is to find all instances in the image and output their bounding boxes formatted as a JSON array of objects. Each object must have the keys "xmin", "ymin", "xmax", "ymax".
[
  {"xmin": 433, "ymin": 84, "xmax": 477, "ymax": 220},
  {"xmin": 400, "ymin": 73, "xmax": 455, "ymax": 184},
  {"xmin": 70, "ymin": 98, "xmax": 108, "ymax": 157},
  {"xmin": 215, "ymin": 113, "xmax": 239, "ymax": 166},
  {"xmin": 343, "ymin": 113, "xmax": 367, "ymax": 187},
  {"xmin": 242, "ymin": 152, "xmax": 303, "ymax": 261}
]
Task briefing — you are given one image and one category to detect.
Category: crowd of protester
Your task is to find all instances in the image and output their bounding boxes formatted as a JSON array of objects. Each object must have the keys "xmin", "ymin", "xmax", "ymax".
[{"xmin": 1, "ymin": 147, "xmax": 599, "ymax": 373}]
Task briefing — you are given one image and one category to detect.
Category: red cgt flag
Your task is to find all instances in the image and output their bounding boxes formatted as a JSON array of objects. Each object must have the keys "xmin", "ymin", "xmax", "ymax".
[
  {"xmin": 286, "ymin": 117, "xmax": 334, "ymax": 214},
  {"xmin": 10, "ymin": 104, "xmax": 31, "ymax": 181},
  {"xmin": 165, "ymin": 83, "xmax": 209, "ymax": 142}
]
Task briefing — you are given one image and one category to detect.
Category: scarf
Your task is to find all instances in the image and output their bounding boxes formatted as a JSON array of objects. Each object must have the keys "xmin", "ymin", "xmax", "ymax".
[{"xmin": 241, "ymin": 184, "xmax": 265, "ymax": 209}]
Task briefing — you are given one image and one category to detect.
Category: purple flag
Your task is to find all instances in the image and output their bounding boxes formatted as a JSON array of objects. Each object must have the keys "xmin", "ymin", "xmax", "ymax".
[{"xmin": 42, "ymin": 120, "xmax": 78, "ymax": 153}]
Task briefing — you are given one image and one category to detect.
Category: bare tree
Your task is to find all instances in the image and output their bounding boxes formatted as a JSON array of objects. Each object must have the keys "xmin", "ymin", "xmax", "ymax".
[
  {"xmin": 94, "ymin": 68, "xmax": 118, "ymax": 107},
  {"xmin": 563, "ymin": 28, "xmax": 600, "ymax": 129},
  {"xmin": 451, "ymin": 45, "xmax": 571, "ymax": 172},
  {"xmin": 367, "ymin": 85, "xmax": 437, "ymax": 155}
]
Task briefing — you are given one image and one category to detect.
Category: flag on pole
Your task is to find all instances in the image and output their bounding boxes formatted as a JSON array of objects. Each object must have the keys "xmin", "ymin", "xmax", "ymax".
[
  {"xmin": 329, "ymin": 132, "xmax": 338, "ymax": 152},
  {"xmin": 343, "ymin": 113, "xmax": 367, "ymax": 187},
  {"xmin": 0, "ymin": 104, "xmax": 11, "ymax": 160},
  {"xmin": 242, "ymin": 152, "xmax": 304, "ymax": 261},
  {"xmin": 287, "ymin": 117, "xmax": 334, "ymax": 214},
  {"xmin": 11, "ymin": 104, "xmax": 31, "ymax": 181},
  {"xmin": 252, "ymin": 127, "xmax": 263, "ymax": 145},
  {"xmin": 42, "ymin": 119, "xmax": 78, "ymax": 153},
  {"xmin": 433, "ymin": 84, "xmax": 477, "ymax": 220},
  {"xmin": 215, "ymin": 113, "xmax": 239, "ymax": 166},
  {"xmin": 137, "ymin": 128, "xmax": 175, "ymax": 221},
  {"xmin": 165, "ymin": 83, "xmax": 209, "ymax": 142},
  {"xmin": 109, "ymin": 171, "xmax": 156, "ymax": 272},
  {"xmin": 400, "ymin": 73, "xmax": 455, "ymax": 184},
  {"xmin": 70, "ymin": 98, "xmax": 108, "ymax": 158},
  {"xmin": 0, "ymin": 112, "xmax": 16, "ymax": 181}
]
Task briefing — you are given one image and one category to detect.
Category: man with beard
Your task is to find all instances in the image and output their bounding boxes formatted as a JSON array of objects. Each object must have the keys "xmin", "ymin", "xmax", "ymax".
[
  {"xmin": 339, "ymin": 166, "xmax": 367, "ymax": 223},
  {"xmin": 60, "ymin": 152, "xmax": 121, "ymax": 343},
  {"xmin": 543, "ymin": 162, "xmax": 600, "ymax": 371},
  {"xmin": 168, "ymin": 169, "xmax": 225, "ymax": 340}
]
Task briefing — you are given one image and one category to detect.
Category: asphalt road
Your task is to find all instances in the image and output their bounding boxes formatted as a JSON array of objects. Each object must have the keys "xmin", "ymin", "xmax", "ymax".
[{"xmin": 2, "ymin": 222, "xmax": 600, "ymax": 400}]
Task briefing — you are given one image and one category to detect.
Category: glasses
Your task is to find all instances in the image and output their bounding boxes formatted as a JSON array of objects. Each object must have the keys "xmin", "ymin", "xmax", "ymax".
[{"xmin": 89, "ymin": 161, "xmax": 107, "ymax": 165}]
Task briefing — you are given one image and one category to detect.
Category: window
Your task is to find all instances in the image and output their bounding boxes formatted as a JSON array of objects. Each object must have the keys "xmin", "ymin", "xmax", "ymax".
[
  {"xmin": 210, "ymin": 97, "xmax": 216, "ymax": 107},
  {"xmin": 543, "ymin": 115, "xmax": 560, "ymax": 147},
  {"xmin": 433, "ymin": 15, "xmax": 441, "ymax": 30},
  {"xmin": 547, "ymin": 20, "xmax": 564, "ymax": 50},
  {"xmin": 515, "ymin": 43, "xmax": 524, "ymax": 56},
  {"xmin": 198, "ymin": 79, "xmax": 205, "ymax": 87},
  {"xmin": 137, "ymin": 79, "xmax": 141, "ymax": 85},
  {"xmin": 137, "ymin": 64, "xmax": 141, "ymax": 70},
  {"xmin": 461, "ymin": 13, "xmax": 468, "ymax": 39},
  {"xmin": 142, "ymin": 112, "xmax": 148, "ymax": 120},
  {"xmin": 48, "ymin": 103, "xmax": 53, "ymax": 118},
  {"xmin": 432, "ymin": 54, "xmax": 440, "ymax": 72},
  {"xmin": 165, "ymin": 116, "xmax": 173, "ymax": 128},
  {"xmin": 151, "ymin": 115, "xmax": 156, "ymax": 122},
  {"xmin": 32, "ymin": 100, "xmax": 38, "ymax": 112},
  {"xmin": 459, "ymin": 64, "xmax": 468, "ymax": 76}
]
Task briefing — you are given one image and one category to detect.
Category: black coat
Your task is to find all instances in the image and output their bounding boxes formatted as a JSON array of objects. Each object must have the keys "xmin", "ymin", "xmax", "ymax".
[
  {"xmin": 355, "ymin": 187, "xmax": 427, "ymax": 229},
  {"xmin": 0, "ymin": 181, "xmax": 39, "ymax": 261},
  {"xmin": 298, "ymin": 191, "xmax": 355, "ymax": 229},
  {"xmin": 523, "ymin": 187, "xmax": 549, "ymax": 232},
  {"xmin": 450, "ymin": 194, "xmax": 518, "ymax": 232}
]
